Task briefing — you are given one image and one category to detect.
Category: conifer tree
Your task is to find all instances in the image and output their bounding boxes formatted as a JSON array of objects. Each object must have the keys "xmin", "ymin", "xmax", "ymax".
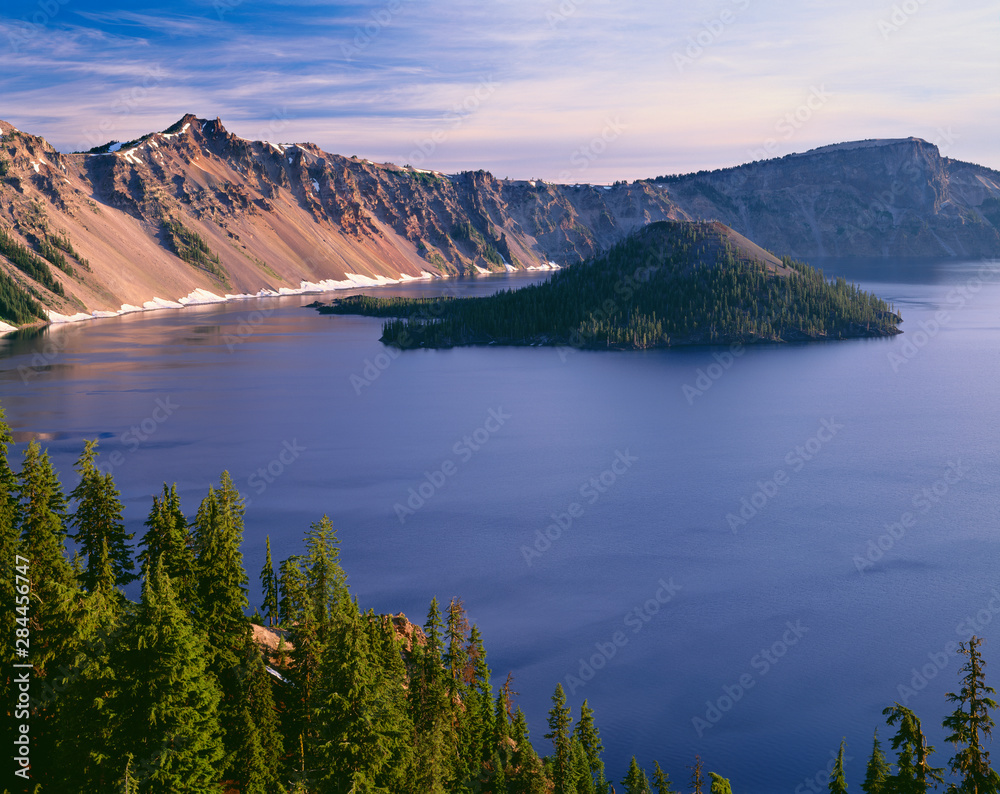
[
  {"xmin": 882, "ymin": 703, "xmax": 945, "ymax": 794},
  {"xmin": 689, "ymin": 756, "xmax": 705, "ymax": 794},
  {"xmin": 830, "ymin": 740, "xmax": 848, "ymax": 794},
  {"xmin": 260, "ymin": 535, "xmax": 279, "ymax": 627},
  {"xmin": 942, "ymin": 636, "xmax": 1000, "ymax": 794},
  {"xmin": 109, "ymin": 560, "xmax": 225, "ymax": 792},
  {"xmin": 546, "ymin": 683, "xmax": 574, "ymax": 794},
  {"xmin": 232, "ymin": 632, "xmax": 285, "ymax": 794},
  {"xmin": 652, "ymin": 760, "xmax": 677, "ymax": 794},
  {"xmin": 49, "ymin": 539, "xmax": 124, "ymax": 793},
  {"xmin": 509, "ymin": 707, "xmax": 548, "ymax": 794},
  {"xmin": 622, "ymin": 756, "xmax": 651, "ymax": 794},
  {"xmin": 68, "ymin": 440, "xmax": 134, "ymax": 591},
  {"xmin": 574, "ymin": 699, "xmax": 608, "ymax": 793},
  {"xmin": 862, "ymin": 731, "xmax": 892, "ymax": 794},
  {"xmin": 17, "ymin": 440, "xmax": 80, "ymax": 693},
  {"xmin": 137, "ymin": 484, "xmax": 195, "ymax": 606},
  {"xmin": 709, "ymin": 772, "xmax": 732, "ymax": 794},
  {"xmin": 410, "ymin": 597, "xmax": 457, "ymax": 793},
  {"xmin": 314, "ymin": 609, "xmax": 412, "ymax": 792},
  {"xmin": 192, "ymin": 472, "xmax": 252, "ymax": 777}
]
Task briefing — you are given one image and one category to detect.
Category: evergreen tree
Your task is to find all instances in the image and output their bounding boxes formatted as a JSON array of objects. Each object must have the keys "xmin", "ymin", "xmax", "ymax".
[
  {"xmin": 48, "ymin": 540, "xmax": 125, "ymax": 793},
  {"xmin": 652, "ymin": 760, "xmax": 677, "ymax": 794},
  {"xmin": 410, "ymin": 597, "xmax": 457, "ymax": 793},
  {"xmin": 260, "ymin": 535, "xmax": 279, "ymax": 627},
  {"xmin": 942, "ymin": 636, "xmax": 1000, "ymax": 794},
  {"xmin": 192, "ymin": 472, "xmax": 252, "ymax": 777},
  {"xmin": 278, "ymin": 554, "xmax": 308, "ymax": 627},
  {"xmin": 574, "ymin": 699, "xmax": 608, "ymax": 793},
  {"xmin": 830, "ymin": 740, "xmax": 848, "ymax": 794},
  {"xmin": 883, "ymin": 703, "xmax": 945, "ymax": 794},
  {"xmin": 509, "ymin": 707, "xmax": 547, "ymax": 794},
  {"xmin": 689, "ymin": 756, "xmax": 705, "ymax": 794},
  {"xmin": 546, "ymin": 683, "xmax": 575, "ymax": 794},
  {"xmin": 622, "ymin": 756, "xmax": 651, "ymax": 794},
  {"xmin": 232, "ymin": 632, "xmax": 285, "ymax": 794},
  {"xmin": 862, "ymin": 731, "xmax": 892, "ymax": 794},
  {"xmin": 137, "ymin": 484, "xmax": 196, "ymax": 606},
  {"xmin": 68, "ymin": 440, "xmax": 135, "ymax": 591},
  {"xmin": 709, "ymin": 772, "xmax": 732, "ymax": 794},
  {"xmin": 109, "ymin": 560, "xmax": 225, "ymax": 792},
  {"xmin": 313, "ymin": 609, "xmax": 412, "ymax": 793}
]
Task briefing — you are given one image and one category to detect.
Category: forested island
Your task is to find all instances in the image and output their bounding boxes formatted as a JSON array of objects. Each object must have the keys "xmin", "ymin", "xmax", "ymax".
[
  {"xmin": 315, "ymin": 222, "xmax": 902, "ymax": 350},
  {"xmin": 4, "ymin": 411, "xmax": 997, "ymax": 794}
]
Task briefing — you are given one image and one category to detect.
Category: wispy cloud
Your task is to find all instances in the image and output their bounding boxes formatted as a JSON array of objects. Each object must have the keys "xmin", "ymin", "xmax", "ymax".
[{"xmin": 0, "ymin": 0, "xmax": 996, "ymax": 179}]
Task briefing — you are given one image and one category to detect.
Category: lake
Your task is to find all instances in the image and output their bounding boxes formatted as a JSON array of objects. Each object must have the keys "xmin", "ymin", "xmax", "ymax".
[{"xmin": 2, "ymin": 261, "xmax": 998, "ymax": 793}]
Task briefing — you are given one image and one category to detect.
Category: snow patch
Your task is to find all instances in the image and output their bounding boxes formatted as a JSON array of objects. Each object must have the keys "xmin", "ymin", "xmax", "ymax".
[
  {"xmin": 0, "ymin": 320, "xmax": 18, "ymax": 335},
  {"xmin": 311, "ymin": 179, "xmax": 320, "ymax": 193},
  {"xmin": 108, "ymin": 142, "xmax": 124, "ymax": 153}
]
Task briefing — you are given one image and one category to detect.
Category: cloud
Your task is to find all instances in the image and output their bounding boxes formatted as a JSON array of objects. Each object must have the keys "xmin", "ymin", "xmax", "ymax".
[{"xmin": 0, "ymin": 0, "xmax": 996, "ymax": 180}]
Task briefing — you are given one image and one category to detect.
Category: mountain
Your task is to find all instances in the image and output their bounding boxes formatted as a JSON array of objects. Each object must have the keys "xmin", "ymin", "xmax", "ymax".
[
  {"xmin": 649, "ymin": 138, "xmax": 1000, "ymax": 258},
  {"xmin": 316, "ymin": 221, "xmax": 902, "ymax": 349},
  {"xmin": 0, "ymin": 114, "xmax": 996, "ymax": 329},
  {"xmin": 0, "ymin": 114, "xmax": 681, "ymax": 324}
]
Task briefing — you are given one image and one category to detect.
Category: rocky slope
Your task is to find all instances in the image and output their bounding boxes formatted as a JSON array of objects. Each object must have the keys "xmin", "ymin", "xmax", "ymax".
[
  {"xmin": 0, "ymin": 116, "xmax": 997, "ymax": 328},
  {"xmin": 0, "ymin": 114, "xmax": 681, "ymax": 323},
  {"xmin": 650, "ymin": 138, "xmax": 1000, "ymax": 258}
]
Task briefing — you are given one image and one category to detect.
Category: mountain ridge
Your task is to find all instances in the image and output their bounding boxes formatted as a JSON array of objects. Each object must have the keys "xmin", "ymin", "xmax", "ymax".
[{"xmin": 0, "ymin": 114, "xmax": 997, "ymax": 328}]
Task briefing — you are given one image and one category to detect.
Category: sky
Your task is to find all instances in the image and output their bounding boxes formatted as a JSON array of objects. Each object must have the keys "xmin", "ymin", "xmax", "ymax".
[{"xmin": 1, "ymin": 0, "xmax": 998, "ymax": 182}]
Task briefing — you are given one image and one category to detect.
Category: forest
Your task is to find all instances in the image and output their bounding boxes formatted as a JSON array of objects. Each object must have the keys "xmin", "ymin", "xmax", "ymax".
[
  {"xmin": 2, "ymin": 407, "xmax": 997, "ymax": 794},
  {"xmin": 316, "ymin": 222, "xmax": 902, "ymax": 351}
]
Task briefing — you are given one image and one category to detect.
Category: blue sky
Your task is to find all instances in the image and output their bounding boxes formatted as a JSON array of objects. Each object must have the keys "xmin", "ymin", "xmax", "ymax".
[{"xmin": 2, "ymin": 0, "xmax": 997, "ymax": 181}]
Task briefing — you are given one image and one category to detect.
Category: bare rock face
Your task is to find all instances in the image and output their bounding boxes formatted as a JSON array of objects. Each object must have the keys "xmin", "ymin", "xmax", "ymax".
[
  {"xmin": 654, "ymin": 138, "xmax": 1000, "ymax": 258},
  {"xmin": 0, "ymin": 116, "xmax": 998, "ymax": 322}
]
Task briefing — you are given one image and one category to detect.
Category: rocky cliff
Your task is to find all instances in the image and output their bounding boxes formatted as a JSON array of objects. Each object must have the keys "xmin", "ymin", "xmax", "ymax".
[{"xmin": 0, "ymin": 116, "xmax": 997, "ymax": 327}]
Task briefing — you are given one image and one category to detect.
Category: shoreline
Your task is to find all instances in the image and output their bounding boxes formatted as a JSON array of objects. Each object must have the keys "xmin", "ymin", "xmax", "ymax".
[{"xmin": 15, "ymin": 265, "xmax": 559, "ymax": 337}]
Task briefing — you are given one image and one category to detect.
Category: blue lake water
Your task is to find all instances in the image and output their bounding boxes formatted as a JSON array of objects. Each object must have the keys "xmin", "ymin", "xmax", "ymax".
[{"xmin": 1, "ymin": 262, "xmax": 998, "ymax": 793}]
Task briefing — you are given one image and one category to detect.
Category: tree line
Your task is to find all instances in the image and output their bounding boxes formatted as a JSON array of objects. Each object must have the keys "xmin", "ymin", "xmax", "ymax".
[
  {"xmin": 316, "ymin": 222, "xmax": 901, "ymax": 350},
  {"xmin": 2, "ymin": 406, "xmax": 996, "ymax": 793}
]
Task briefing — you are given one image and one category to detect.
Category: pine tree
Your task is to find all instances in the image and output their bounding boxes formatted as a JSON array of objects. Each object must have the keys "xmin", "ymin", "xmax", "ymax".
[
  {"xmin": 709, "ymin": 772, "xmax": 732, "ymax": 794},
  {"xmin": 68, "ymin": 440, "xmax": 134, "ymax": 591},
  {"xmin": 232, "ymin": 632, "xmax": 285, "ymax": 794},
  {"xmin": 109, "ymin": 560, "xmax": 225, "ymax": 792},
  {"xmin": 862, "ymin": 731, "xmax": 892, "ymax": 794},
  {"xmin": 883, "ymin": 703, "xmax": 945, "ymax": 794},
  {"xmin": 546, "ymin": 683, "xmax": 575, "ymax": 794},
  {"xmin": 260, "ymin": 535, "xmax": 279, "ymax": 627},
  {"xmin": 192, "ymin": 472, "xmax": 252, "ymax": 778},
  {"xmin": 137, "ymin": 484, "xmax": 195, "ymax": 606},
  {"xmin": 509, "ymin": 707, "xmax": 548, "ymax": 794},
  {"xmin": 410, "ymin": 597, "xmax": 457, "ymax": 793},
  {"xmin": 574, "ymin": 699, "xmax": 608, "ymax": 793},
  {"xmin": 942, "ymin": 636, "xmax": 1000, "ymax": 794},
  {"xmin": 622, "ymin": 756, "xmax": 651, "ymax": 794},
  {"xmin": 49, "ymin": 540, "xmax": 124, "ymax": 793},
  {"xmin": 314, "ymin": 609, "xmax": 412, "ymax": 792},
  {"xmin": 689, "ymin": 755, "xmax": 705, "ymax": 794},
  {"xmin": 830, "ymin": 740, "xmax": 848, "ymax": 794},
  {"xmin": 652, "ymin": 761, "xmax": 677, "ymax": 794}
]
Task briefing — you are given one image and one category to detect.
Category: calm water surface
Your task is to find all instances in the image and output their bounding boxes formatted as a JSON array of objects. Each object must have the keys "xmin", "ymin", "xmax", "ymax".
[{"xmin": 1, "ymin": 264, "xmax": 998, "ymax": 793}]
